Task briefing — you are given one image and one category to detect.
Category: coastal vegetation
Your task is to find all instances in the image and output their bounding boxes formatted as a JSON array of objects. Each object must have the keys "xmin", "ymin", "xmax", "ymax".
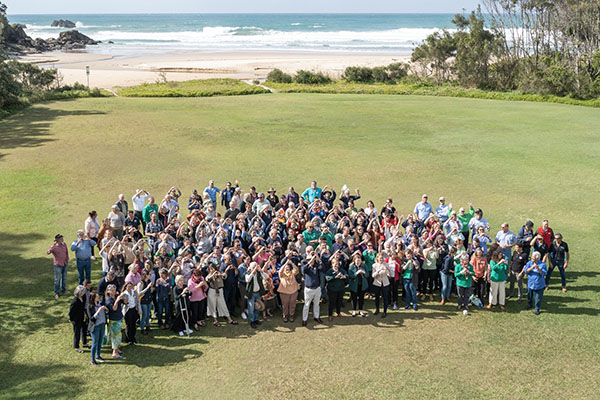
[
  {"xmin": 1, "ymin": 94, "xmax": 599, "ymax": 398},
  {"xmin": 0, "ymin": 2, "xmax": 107, "ymax": 117},
  {"xmin": 117, "ymin": 79, "xmax": 269, "ymax": 97}
]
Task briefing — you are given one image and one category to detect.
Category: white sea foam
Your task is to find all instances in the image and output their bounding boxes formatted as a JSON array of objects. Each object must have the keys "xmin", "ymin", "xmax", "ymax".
[{"xmin": 24, "ymin": 25, "xmax": 448, "ymax": 52}]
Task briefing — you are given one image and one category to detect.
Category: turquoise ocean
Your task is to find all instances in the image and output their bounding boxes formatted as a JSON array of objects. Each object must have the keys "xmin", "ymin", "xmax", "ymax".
[{"xmin": 10, "ymin": 14, "xmax": 458, "ymax": 55}]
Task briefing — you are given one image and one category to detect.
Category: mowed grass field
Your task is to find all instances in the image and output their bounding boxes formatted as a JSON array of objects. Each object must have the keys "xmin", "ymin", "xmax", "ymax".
[{"xmin": 0, "ymin": 93, "xmax": 599, "ymax": 399}]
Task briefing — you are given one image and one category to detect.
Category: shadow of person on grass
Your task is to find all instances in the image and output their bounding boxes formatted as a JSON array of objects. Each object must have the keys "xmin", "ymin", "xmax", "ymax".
[{"xmin": 0, "ymin": 104, "xmax": 106, "ymax": 160}]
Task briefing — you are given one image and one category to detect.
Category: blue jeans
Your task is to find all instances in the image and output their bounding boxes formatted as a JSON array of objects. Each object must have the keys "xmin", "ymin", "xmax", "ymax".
[
  {"xmin": 76, "ymin": 258, "xmax": 91, "ymax": 285},
  {"xmin": 90, "ymin": 323, "xmax": 105, "ymax": 362},
  {"xmin": 440, "ymin": 271, "xmax": 453, "ymax": 300},
  {"xmin": 403, "ymin": 279, "xmax": 417, "ymax": 309},
  {"xmin": 500, "ymin": 249, "xmax": 511, "ymax": 263},
  {"xmin": 140, "ymin": 303, "xmax": 151, "ymax": 330},
  {"xmin": 157, "ymin": 298, "xmax": 171, "ymax": 326},
  {"xmin": 528, "ymin": 288, "xmax": 544, "ymax": 311},
  {"xmin": 247, "ymin": 292, "xmax": 261, "ymax": 323},
  {"xmin": 53, "ymin": 264, "xmax": 68, "ymax": 295},
  {"xmin": 546, "ymin": 258, "xmax": 566, "ymax": 288}
]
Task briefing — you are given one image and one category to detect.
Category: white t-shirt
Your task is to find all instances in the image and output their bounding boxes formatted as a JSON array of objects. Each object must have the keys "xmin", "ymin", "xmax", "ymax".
[{"xmin": 132, "ymin": 194, "xmax": 149, "ymax": 212}]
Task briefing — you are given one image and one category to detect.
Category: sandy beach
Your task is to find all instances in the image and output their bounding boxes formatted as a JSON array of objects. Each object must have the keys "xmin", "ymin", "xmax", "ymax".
[{"xmin": 17, "ymin": 51, "xmax": 410, "ymax": 90}]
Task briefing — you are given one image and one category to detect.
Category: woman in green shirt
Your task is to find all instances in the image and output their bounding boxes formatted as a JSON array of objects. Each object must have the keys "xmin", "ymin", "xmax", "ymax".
[
  {"xmin": 487, "ymin": 251, "xmax": 509, "ymax": 310},
  {"xmin": 402, "ymin": 248, "xmax": 419, "ymax": 311},
  {"xmin": 325, "ymin": 257, "xmax": 348, "ymax": 321},
  {"xmin": 454, "ymin": 254, "xmax": 474, "ymax": 313}
]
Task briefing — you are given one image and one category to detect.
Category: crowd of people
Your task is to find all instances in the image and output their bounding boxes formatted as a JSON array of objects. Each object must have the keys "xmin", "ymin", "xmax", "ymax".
[{"xmin": 47, "ymin": 181, "xmax": 572, "ymax": 366}]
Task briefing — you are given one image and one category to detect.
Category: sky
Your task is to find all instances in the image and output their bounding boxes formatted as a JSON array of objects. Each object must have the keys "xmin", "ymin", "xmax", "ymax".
[{"xmin": 5, "ymin": 0, "xmax": 481, "ymax": 15}]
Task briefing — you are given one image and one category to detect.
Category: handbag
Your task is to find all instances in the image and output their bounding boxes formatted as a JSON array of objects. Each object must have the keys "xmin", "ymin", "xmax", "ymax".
[{"xmin": 254, "ymin": 299, "xmax": 265, "ymax": 312}]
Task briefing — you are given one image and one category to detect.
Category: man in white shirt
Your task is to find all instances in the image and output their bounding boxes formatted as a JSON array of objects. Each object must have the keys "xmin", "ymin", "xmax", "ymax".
[
  {"xmin": 132, "ymin": 189, "xmax": 150, "ymax": 229},
  {"xmin": 252, "ymin": 193, "xmax": 271, "ymax": 215}
]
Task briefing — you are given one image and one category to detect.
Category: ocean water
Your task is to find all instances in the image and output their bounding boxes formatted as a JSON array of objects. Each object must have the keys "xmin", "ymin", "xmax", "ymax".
[{"xmin": 10, "ymin": 13, "xmax": 458, "ymax": 55}]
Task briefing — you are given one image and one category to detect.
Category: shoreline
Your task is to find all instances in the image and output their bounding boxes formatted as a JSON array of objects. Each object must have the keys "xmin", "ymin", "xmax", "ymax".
[{"xmin": 17, "ymin": 50, "xmax": 412, "ymax": 89}]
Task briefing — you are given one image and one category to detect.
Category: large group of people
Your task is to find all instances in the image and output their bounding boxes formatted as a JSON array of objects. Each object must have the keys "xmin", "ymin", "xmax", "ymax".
[{"xmin": 47, "ymin": 181, "xmax": 571, "ymax": 365}]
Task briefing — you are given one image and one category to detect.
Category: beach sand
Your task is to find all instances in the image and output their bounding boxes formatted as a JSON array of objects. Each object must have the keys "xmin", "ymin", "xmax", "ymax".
[{"xmin": 17, "ymin": 51, "xmax": 410, "ymax": 90}]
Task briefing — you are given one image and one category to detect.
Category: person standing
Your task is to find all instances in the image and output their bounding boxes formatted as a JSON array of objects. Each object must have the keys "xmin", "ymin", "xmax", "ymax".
[
  {"xmin": 508, "ymin": 244, "xmax": 528, "ymax": 301},
  {"xmin": 87, "ymin": 292, "xmax": 107, "ymax": 366},
  {"xmin": 245, "ymin": 262, "xmax": 266, "ymax": 329},
  {"xmin": 448, "ymin": 202, "xmax": 474, "ymax": 247},
  {"xmin": 47, "ymin": 233, "xmax": 69, "ymax": 299},
  {"xmin": 348, "ymin": 254, "xmax": 368, "ymax": 317},
  {"xmin": 204, "ymin": 180, "xmax": 221, "ymax": 209},
  {"xmin": 487, "ymin": 252, "xmax": 509, "ymax": 310},
  {"xmin": 440, "ymin": 247, "xmax": 457, "ymax": 305},
  {"xmin": 104, "ymin": 284, "xmax": 125, "ymax": 359},
  {"xmin": 69, "ymin": 285, "xmax": 88, "ymax": 353},
  {"xmin": 454, "ymin": 254, "xmax": 474, "ymax": 313},
  {"xmin": 413, "ymin": 194, "xmax": 433, "ymax": 232},
  {"xmin": 516, "ymin": 220, "xmax": 535, "ymax": 258},
  {"xmin": 142, "ymin": 196, "xmax": 158, "ymax": 229},
  {"xmin": 108, "ymin": 205, "xmax": 125, "ymax": 240},
  {"xmin": 325, "ymin": 257, "xmax": 348, "ymax": 321},
  {"xmin": 402, "ymin": 249, "xmax": 419, "ymax": 311},
  {"xmin": 547, "ymin": 233, "xmax": 570, "ymax": 293},
  {"xmin": 521, "ymin": 252, "xmax": 547, "ymax": 315},
  {"xmin": 301, "ymin": 248, "xmax": 324, "ymax": 326},
  {"xmin": 278, "ymin": 260, "xmax": 300, "ymax": 323},
  {"xmin": 301, "ymin": 181, "xmax": 322, "ymax": 204},
  {"xmin": 131, "ymin": 189, "xmax": 150, "ymax": 231},
  {"xmin": 84, "ymin": 211, "xmax": 100, "ymax": 260},
  {"xmin": 221, "ymin": 182, "xmax": 236, "ymax": 209},
  {"xmin": 435, "ymin": 197, "xmax": 449, "ymax": 223},
  {"xmin": 71, "ymin": 230, "xmax": 97, "ymax": 285},
  {"xmin": 121, "ymin": 282, "xmax": 142, "ymax": 345},
  {"xmin": 372, "ymin": 254, "xmax": 392, "ymax": 317},
  {"xmin": 537, "ymin": 220, "xmax": 554, "ymax": 248},
  {"xmin": 495, "ymin": 222, "xmax": 516, "ymax": 262}
]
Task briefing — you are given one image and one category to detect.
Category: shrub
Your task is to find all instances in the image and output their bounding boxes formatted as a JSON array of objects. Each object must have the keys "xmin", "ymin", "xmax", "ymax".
[
  {"xmin": 386, "ymin": 63, "xmax": 409, "ymax": 82},
  {"xmin": 342, "ymin": 66, "xmax": 374, "ymax": 83},
  {"xmin": 294, "ymin": 70, "xmax": 331, "ymax": 85},
  {"xmin": 267, "ymin": 68, "xmax": 292, "ymax": 83}
]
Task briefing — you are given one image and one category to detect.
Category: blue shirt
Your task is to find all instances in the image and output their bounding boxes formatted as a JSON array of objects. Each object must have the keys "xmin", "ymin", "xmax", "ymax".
[
  {"xmin": 524, "ymin": 260, "xmax": 547, "ymax": 290},
  {"xmin": 302, "ymin": 260, "xmax": 323, "ymax": 288},
  {"xmin": 237, "ymin": 263, "xmax": 248, "ymax": 283},
  {"xmin": 204, "ymin": 186, "xmax": 221, "ymax": 202},
  {"xmin": 435, "ymin": 204, "xmax": 450, "ymax": 221},
  {"xmin": 301, "ymin": 187, "xmax": 322, "ymax": 203},
  {"xmin": 71, "ymin": 239, "xmax": 96, "ymax": 260},
  {"xmin": 414, "ymin": 201, "xmax": 433, "ymax": 221}
]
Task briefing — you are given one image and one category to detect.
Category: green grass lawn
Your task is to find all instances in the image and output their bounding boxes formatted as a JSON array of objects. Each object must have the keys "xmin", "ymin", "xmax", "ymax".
[{"xmin": 0, "ymin": 94, "xmax": 599, "ymax": 399}]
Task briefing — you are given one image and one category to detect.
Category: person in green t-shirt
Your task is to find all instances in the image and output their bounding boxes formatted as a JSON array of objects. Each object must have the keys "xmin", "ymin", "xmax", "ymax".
[
  {"xmin": 448, "ymin": 202, "xmax": 475, "ymax": 247},
  {"xmin": 454, "ymin": 254, "xmax": 474, "ymax": 312},
  {"xmin": 487, "ymin": 252, "xmax": 509, "ymax": 310},
  {"xmin": 362, "ymin": 242, "xmax": 377, "ymax": 298}
]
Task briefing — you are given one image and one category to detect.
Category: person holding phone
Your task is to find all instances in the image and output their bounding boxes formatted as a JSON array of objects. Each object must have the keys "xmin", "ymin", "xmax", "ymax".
[
  {"xmin": 87, "ymin": 292, "xmax": 107, "ymax": 366},
  {"xmin": 521, "ymin": 251, "xmax": 547, "ymax": 315},
  {"xmin": 455, "ymin": 254, "xmax": 474, "ymax": 313},
  {"xmin": 71, "ymin": 230, "xmax": 97, "ymax": 285},
  {"xmin": 278, "ymin": 260, "xmax": 300, "ymax": 322},
  {"xmin": 47, "ymin": 233, "xmax": 69, "ymax": 299},
  {"xmin": 121, "ymin": 281, "xmax": 142, "ymax": 345}
]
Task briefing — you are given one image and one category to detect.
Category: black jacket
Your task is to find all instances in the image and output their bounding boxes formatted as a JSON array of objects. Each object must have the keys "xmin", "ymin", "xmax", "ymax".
[{"xmin": 69, "ymin": 297, "xmax": 85, "ymax": 324}]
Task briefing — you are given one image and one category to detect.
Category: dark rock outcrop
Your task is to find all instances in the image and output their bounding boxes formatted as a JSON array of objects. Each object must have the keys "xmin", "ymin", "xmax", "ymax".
[
  {"xmin": 3, "ymin": 26, "xmax": 99, "ymax": 54},
  {"xmin": 51, "ymin": 19, "xmax": 76, "ymax": 28}
]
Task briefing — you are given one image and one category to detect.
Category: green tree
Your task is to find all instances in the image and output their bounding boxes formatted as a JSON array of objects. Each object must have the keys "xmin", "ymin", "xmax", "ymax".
[{"xmin": 411, "ymin": 30, "xmax": 457, "ymax": 84}]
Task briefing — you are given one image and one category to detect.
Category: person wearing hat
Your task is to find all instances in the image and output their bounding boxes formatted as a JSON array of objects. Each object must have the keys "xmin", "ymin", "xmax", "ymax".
[
  {"xmin": 321, "ymin": 185, "xmax": 336, "ymax": 210},
  {"xmin": 71, "ymin": 230, "xmax": 97, "ymax": 285},
  {"xmin": 435, "ymin": 197, "xmax": 449, "ymax": 223},
  {"xmin": 47, "ymin": 234, "xmax": 69, "ymax": 299},
  {"xmin": 107, "ymin": 204, "xmax": 125, "ymax": 240},
  {"xmin": 516, "ymin": 220, "xmax": 535, "ymax": 258},
  {"xmin": 266, "ymin": 188, "xmax": 279, "ymax": 207}
]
